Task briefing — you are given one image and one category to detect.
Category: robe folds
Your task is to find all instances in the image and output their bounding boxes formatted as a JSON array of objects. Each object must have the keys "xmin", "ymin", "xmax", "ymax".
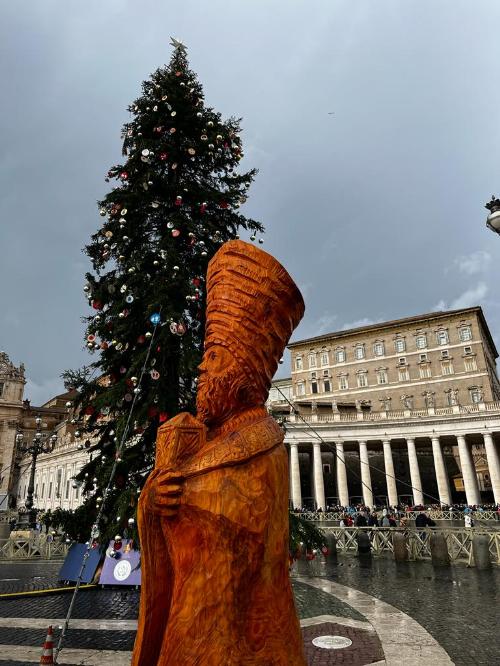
[{"xmin": 132, "ymin": 408, "xmax": 306, "ymax": 666}]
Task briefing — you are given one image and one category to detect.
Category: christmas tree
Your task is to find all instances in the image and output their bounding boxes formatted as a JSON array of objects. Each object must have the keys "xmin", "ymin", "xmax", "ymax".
[{"xmin": 63, "ymin": 38, "xmax": 263, "ymax": 544}]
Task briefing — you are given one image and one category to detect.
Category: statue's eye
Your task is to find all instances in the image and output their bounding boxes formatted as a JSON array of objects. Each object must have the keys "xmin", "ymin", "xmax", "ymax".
[{"xmin": 209, "ymin": 351, "xmax": 217, "ymax": 361}]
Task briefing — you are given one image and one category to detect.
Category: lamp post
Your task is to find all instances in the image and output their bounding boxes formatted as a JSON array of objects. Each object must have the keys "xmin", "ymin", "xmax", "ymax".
[
  {"xmin": 16, "ymin": 416, "xmax": 57, "ymax": 528},
  {"xmin": 485, "ymin": 196, "xmax": 500, "ymax": 235}
]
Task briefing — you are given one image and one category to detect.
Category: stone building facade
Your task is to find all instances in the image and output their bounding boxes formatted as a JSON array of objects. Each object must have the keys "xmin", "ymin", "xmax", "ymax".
[{"xmin": 268, "ymin": 307, "xmax": 500, "ymax": 509}]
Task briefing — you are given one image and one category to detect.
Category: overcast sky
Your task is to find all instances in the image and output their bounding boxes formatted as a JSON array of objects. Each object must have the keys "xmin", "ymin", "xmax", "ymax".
[{"xmin": 1, "ymin": 1, "xmax": 500, "ymax": 404}]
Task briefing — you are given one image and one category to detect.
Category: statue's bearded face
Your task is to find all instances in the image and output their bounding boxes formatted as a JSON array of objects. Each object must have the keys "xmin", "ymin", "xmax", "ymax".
[{"xmin": 196, "ymin": 343, "xmax": 256, "ymax": 426}]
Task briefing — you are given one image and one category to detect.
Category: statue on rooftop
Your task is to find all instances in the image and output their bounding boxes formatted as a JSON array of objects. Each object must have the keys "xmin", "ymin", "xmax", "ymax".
[{"xmin": 132, "ymin": 240, "xmax": 306, "ymax": 666}]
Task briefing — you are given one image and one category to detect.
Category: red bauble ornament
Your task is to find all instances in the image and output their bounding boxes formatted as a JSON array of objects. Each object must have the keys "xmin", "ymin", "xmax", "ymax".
[
  {"xmin": 160, "ymin": 152, "xmax": 168, "ymax": 161},
  {"xmin": 92, "ymin": 300, "xmax": 102, "ymax": 310},
  {"xmin": 192, "ymin": 278, "xmax": 201, "ymax": 287},
  {"xmin": 175, "ymin": 196, "xmax": 182, "ymax": 206},
  {"xmin": 171, "ymin": 229, "xmax": 180, "ymax": 237},
  {"xmin": 159, "ymin": 412, "xmax": 168, "ymax": 423},
  {"xmin": 119, "ymin": 172, "xmax": 129, "ymax": 180},
  {"xmin": 156, "ymin": 345, "xmax": 161, "ymax": 352},
  {"xmin": 321, "ymin": 546, "xmax": 330, "ymax": 558},
  {"xmin": 306, "ymin": 551, "xmax": 316, "ymax": 561},
  {"xmin": 84, "ymin": 406, "xmax": 95, "ymax": 416},
  {"xmin": 220, "ymin": 201, "xmax": 229, "ymax": 209},
  {"xmin": 148, "ymin": 406, "xmax": 159, "ymax": 418},
  {"xmin": 100, "ymin": 342, "xmax": 109, "ymax": 350},
  {"xmin": 137, "ymin": 335, "xmax": 146, "ymax": 344},
  {"xmin": 200, "ymin": 202, "xmax": 207, "ymax": 214}
]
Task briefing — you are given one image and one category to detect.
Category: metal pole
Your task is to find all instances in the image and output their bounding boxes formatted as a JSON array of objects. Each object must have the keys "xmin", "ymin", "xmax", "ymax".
[{"xmin": 25, "ymin": 449, "xmax": 38, "ymax": 527}]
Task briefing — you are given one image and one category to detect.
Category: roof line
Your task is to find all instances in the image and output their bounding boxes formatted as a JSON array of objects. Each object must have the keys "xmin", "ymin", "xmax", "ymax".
[{"xmin": 288, "ymin": 306, "xmax": 498, "ymax": 358}]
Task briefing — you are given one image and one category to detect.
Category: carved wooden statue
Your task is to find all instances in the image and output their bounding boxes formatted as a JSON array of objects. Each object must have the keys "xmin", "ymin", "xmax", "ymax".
[{"xmin": 132, "ymin": 240, "xmax": 306, "ymax": 665}]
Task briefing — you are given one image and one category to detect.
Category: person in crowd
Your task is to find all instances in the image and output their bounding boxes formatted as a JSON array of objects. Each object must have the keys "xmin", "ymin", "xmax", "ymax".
[
  {"xmin": 381, "ymin": 514, "xmax": 391, "ymax": 527},
  {"xmin": 464, "ymin": 513, "xmax": 474, "ymax": 528},
  {"xmin": 355, "ymin": 512, "xmax": 368, "ymax": 527},
  {"xmin": 368, "ymin": 511, "xmax": 379, "ymax": 527}
]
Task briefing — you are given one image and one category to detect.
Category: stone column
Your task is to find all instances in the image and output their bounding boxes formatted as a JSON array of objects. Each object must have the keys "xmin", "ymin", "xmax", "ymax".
[
  {"xmin": 289, "ymin": 443, "xmax": 302, "ymax": 510},
  {"xmin": 312, "ymin": 442, "xmax": 326, "ymax": 510},
  {"xmin": 483, "ymin": 432, "xmax": 500, "ymax": 505},
  {"xmin": 406, "ymin": 438, "xmax": 424, "ymax": 506},
  {"xmin": 358, "ymin": 441, "xmax": 373, "ymax": 507},
  {"xmin": 336, "ymin": 441, "xmax": 349, "ymax": 507},
  {"xmin": 382, "ymin": 439, "xmax": 398, "ymax": 507},
  {"xmin": 456, "ymin": 435, "xmax": 481, "ymax": 506},
  {"xmin": 431, "ymin": 436, "xmax": 451, "ymax": 505}
]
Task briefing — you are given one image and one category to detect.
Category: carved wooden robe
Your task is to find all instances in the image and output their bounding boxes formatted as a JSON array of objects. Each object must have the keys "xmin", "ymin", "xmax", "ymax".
[{"xmin": 132, "ymin": 407, "xmax": 305, "ymax": 665}]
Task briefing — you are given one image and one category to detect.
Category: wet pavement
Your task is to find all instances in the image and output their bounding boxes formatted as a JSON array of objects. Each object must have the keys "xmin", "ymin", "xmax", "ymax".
[{"xmin": 0, "ymin": 555, "xmax": 498, "ymax": 664}]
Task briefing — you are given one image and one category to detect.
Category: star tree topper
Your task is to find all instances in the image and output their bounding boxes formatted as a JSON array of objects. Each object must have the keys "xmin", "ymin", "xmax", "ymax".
[{"xmin": 170, "ymin": 37, "xmax": 187, "ymax": 53}]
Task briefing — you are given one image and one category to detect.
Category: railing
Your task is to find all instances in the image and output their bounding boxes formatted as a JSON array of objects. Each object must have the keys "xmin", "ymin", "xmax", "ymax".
[
  {"xmin": 0, "ymin": 534, "xmax": 70, "ymax": 560},
  {"xmin": 323, "ymin": 526, "xmax": 500, "ymax": 564},
  {"xmin": 294, "ymin": 510, "xmax": 499, "ymax": 522},
  {"xmin": 283, "ymin": 399, "xmax": 500, "ymax": 423}
]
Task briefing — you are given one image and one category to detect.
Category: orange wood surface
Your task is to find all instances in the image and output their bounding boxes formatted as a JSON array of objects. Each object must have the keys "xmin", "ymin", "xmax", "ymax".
[{"xmin": 132, "ymin": 241, "xmax": 306, "ymax": 665}]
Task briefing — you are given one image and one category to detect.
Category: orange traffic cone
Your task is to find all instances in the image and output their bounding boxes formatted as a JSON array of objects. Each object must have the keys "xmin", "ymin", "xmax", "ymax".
[{"xmin": 40, "ymin": 625, "xmax": 54, "ymax": 665}]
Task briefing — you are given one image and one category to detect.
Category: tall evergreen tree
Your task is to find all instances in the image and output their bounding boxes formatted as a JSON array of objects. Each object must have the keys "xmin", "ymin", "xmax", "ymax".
[{"xmin": 63, "ymin": 39, "xmax": 263, "ymax": 543}]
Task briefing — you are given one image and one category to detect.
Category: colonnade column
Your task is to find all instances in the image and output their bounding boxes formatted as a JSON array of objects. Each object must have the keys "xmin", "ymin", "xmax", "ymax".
[
  {"xmin": 483, "ymin": 432, "xmax": 500, "ymax": 505},
  {"xmin": 312, "ymin": 441, "xmax": 326, "ymax": 510},
  {"xmin": 358, "ymin": 441, "xmax": 373, "ymax": 507},
  {"xmin": 336, "ymin": 441, "xmax": 349, "ymax": 507},
  {"xmin": 456, "ymin": 435, "xmax": 481, "ymax": 506},
  {"xmin": 406, "ymin": 438, "xmax": 424, "ymax": 506},
  {"xmin": 382, "ymin": 439, "xmax": 398, "ymax": 507},
  {"xmin": 431, "ymin": 435, "xmax": 451, "ymax": 505},
  {"xmin": 289, "ymin": 443, "xmax": 302, "ymax": 509}
]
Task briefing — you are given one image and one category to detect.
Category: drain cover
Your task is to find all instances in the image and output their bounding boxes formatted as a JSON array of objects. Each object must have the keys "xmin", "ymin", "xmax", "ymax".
[{"xmin": 312, "ymin": 635, "xmax": 353, "ymax": 650}]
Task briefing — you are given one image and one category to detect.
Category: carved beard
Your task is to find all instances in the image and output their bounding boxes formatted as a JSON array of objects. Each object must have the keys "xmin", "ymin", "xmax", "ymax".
[{"xmin": 196, "ymin": 366, "xmax": 257, "ymax": 427}]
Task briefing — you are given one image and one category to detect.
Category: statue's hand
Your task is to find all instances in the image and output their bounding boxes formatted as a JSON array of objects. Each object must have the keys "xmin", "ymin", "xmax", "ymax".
[{"xmin": 143, "ymin": 468, "xmax": 184, "ymax": 519}]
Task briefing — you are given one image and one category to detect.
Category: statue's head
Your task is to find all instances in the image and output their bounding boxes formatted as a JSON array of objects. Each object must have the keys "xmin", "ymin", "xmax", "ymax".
[{"xmin": 196, "ymin": 240, "xmax": 305, "ymax": 427}]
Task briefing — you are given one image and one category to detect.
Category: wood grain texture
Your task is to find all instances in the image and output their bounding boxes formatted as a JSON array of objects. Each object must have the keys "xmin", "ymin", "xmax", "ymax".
[{"xmin": 132, "ymin": 241, "xmax": 306, "ymax": 665}]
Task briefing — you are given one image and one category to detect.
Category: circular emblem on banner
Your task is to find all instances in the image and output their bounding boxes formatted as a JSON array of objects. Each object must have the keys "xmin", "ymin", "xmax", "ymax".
[
  {"xmin": 312, "ymin": 636, "xmax": 352, "ymax": 650},
  {"xmin": 113, "ymin": 559, "xmax": 131, "ymax": 582}
]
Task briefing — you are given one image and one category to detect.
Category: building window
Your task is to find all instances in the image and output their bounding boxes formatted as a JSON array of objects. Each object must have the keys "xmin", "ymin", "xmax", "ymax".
[
  {"xmin": 324, "ymin": 379, "xmax": 331, "ymax": 392},
  {"xmin": 465, "ymin": 357, "xmax": 477, "ymax": 372},
  {"xmin": 441, "ymin": 361, "xmax": 454, "ymax": 375},
  {"xmin": 335, "ymin": 348, "xmax": 346, "ymax": 363},
  {"xmin": 398, "ymin": 367, "xmax": 410, "ymax": 382},
  {"xmin": 459, "ymin": 326, "xmax": 472, "ymax": 342},
  {"xmin": 0, "ymin": 383, "xmax": 4, "ymax": 397},
  {"xmin": 48, "ymin": 481, "xmax": 53, "ymax": 499},
  {"xmin": 357, "ymin": 372, "xmax": 368, "ymax": 388},
  {"xmin": 311, "ymin": 371, "xmax": 317, "ymax": 379},
  {"xmin": 297, "ymin": 382, "xmax": 305, "ymax": 396},
  {"xmin": 436, "ymin": 330, "xmax": 449, "ymax": 345},
  {"xmin": 420, "ymin": 365, "xmax": 432, "ymax": 378},
  {"xmin": 65, "ymin": 479, "xmax": 70, "ymax": 499},
  {"xmin": 394, "ymin": 338, "xmax": 406, "ymax": 353},
  {"xmin": 354, "ymin": 345, "xmax": 365, "ymax": 360},
  {"xmin": 320, "ymin": 351, "xmax": 329, "ymax": 366},
  {"xmin": 338, "ymin": 375, "xmax": 348, "ymax": 390},
  {"xmin": 469, "ymin": 387, "xmax": 482, "ymax": 403},
  {"xmin": 419, "ymin": 353, "xmax": 428, "ymax": 361},
  {"xmin": 416, "ymin": 334, "xmax": 427, "ymax": 349},
  {"xmin": 308, "ymin": 353, "xmax": 317, "ymax": 369},
  {"xmin": 373, "ymin": 341, "xmax": 385, "ymax": 357},
  {"xmin": 322, "ymin": 369, "xmax": 329, "ymax": 377},
  {"xmin": 311, "ymin": 381, "xmax": 318, "ymax": 394},
  {"xmin": 295, "ymin": 356, "xmax": 303, "ymax": 371},
  {"xmin": 323, "ymin": 463, "xmax": 331, "ymax": 474},
  {"xmin": 376, "ymin": 369, "xmax": 388, "ymax": 385},
  {"xmin": 464, "ymin": 346, "xmax": 472, "ymax": 355},
  {"xmin": 441, "ymin": 350, "xmax": 449, "ymax": 359},
  {"xmin": 41, "ymin": 483, "xmax": 45, "ymax": 499}
]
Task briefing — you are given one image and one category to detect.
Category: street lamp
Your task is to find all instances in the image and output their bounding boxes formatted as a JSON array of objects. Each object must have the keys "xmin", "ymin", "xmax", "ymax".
[
  {"xmin": 16, "ymin": 416, "xmax": 57, "ymax": 528},
  {"xmin": 485, "ymin": 196, "xmax": 500, "ymax": 235}
]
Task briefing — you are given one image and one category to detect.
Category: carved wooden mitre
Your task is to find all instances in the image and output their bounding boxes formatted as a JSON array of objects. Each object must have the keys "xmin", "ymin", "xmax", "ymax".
[{"xmin": 204, "ymin": 240, "xmax": 305, "ymax": 401}]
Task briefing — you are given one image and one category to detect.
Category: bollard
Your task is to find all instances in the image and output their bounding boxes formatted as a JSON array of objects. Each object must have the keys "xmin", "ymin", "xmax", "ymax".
[
  {"xmin": 393, "ymin": 532, "xmax": 408, "ymax": 562},
  {"xmin": 325, "ymin": 531, "xmax": 337, "ymax": 555},
  {"xmin": 430, "ymin": 533, "xmax": 450, "ymax": 566},
  {"xmin": 472, "ymin": 535, "xmax": 491, "ymax": 570},
  {"xmin": 356, "ymin": 531, "xmax": 371, "ymax": 555}
]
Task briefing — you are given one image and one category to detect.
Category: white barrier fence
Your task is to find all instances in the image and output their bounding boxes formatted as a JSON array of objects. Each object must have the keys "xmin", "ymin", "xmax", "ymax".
[
  {"xmin": 322, "ymin": 526, "xmax": 500, "ymax": 564},
  {"xmin": 0, "ymin": 534, "xmax": 69, "ymax": 560},
  {"xmin": 294, "ymin": 510, "xmax": 499, "ymax": 522}
]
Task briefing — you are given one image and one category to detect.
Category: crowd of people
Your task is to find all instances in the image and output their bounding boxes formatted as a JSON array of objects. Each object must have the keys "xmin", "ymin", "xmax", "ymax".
[{"xmin": 293, "ymin": 502, "xmax": 500, "ymax": 526}]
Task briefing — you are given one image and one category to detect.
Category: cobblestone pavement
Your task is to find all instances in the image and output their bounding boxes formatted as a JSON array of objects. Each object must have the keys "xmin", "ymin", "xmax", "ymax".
[
  {"xmin": 1, "ymin": 556, "xmax": 498, "ymax": 665},
  {"xmin": 294, "ymin": 553, "xmax": 500, "ymax": 666}
]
